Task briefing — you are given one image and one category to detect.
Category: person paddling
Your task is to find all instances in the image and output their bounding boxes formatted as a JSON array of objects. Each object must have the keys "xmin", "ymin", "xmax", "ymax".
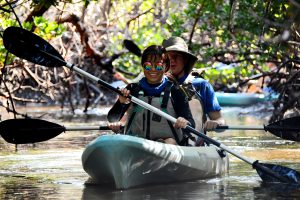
[
  {"xmin": 107, "ymin": 45, "xmax": 195, "ymax": 145},
  {"xmin": 162, "ymin": 37, "xmax": 226, "ymax": 145}
]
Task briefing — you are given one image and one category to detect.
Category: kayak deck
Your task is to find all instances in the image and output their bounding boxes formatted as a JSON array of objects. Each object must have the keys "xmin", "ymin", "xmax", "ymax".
[{"xmin": 82, "ymin": 134, "xmax": 229, "ymax": 189}]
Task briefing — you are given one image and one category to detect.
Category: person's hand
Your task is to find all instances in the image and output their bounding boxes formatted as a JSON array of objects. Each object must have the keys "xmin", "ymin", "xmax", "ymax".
[
  {"xmin": 108, "ymin": 122, "xmax": 123, "ymax": 133},
  {"xmin": 174, "ymin": 117, "xmax": 189, "ymax": 129},
  {"xmin": 204, "ymin": 120, "xmax": 222, "ymax": 131},
  {"xmin": 119, "ymin": 88, "xmax": 131, "ymax": 104}
]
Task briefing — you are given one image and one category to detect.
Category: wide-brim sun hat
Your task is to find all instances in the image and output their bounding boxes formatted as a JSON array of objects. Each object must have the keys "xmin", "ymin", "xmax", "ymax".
[{"xmin": 162, "ymin": 36, "xmax": 198, "ymax": 74}]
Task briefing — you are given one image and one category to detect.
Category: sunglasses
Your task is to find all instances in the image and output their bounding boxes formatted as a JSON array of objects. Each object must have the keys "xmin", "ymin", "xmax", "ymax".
[{"xmin": 143, "ymin": 62, "xmax": 164, "ymax": 71}]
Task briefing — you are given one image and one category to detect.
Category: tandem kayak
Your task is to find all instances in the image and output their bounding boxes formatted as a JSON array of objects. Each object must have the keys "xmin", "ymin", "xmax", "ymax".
[
  {"xmin": 82, "ymin": 134, "xmax": 229, "ymax": 189},
  {"xmin": 215, "ymin": 92, "xmax": 278, "ymax": 106}
]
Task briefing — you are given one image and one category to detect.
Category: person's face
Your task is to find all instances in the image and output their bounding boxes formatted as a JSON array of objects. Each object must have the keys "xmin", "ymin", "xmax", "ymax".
[
  {"xmin": 167, "ymin": 51, "xmax": 186, "ymax": 78},
  {"xmin": 142, "ymin": 55, "xmax": 165, "ymax": 84}
]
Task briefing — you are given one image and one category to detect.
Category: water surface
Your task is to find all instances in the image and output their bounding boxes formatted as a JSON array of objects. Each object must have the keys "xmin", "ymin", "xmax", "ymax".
[{"xmin": 1, "ymin": 105, "xmax": 300, "ymax": 199}]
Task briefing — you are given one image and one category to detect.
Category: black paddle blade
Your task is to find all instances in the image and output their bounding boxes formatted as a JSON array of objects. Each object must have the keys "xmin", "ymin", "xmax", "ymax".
[
  {"xmin": 3, "ymin": 26, "xmax": 65, "ymax": 67},
  {"xmin": 265, "ymin": 116, "xmax": 300, "ymax": 141},
  {"xmin": 255, "ymin": 162, "xmax": 300, "ymax": 184},
  {"xmin": 123, "ymin": 39, "xmax": 142, "ymax": 57},
  {"xmin": 0, "ymin": 118, "xmax": 65, "ymax": 144}
]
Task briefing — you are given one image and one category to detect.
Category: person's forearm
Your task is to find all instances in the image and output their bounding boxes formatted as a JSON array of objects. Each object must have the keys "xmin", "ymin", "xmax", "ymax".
[
  {"xmin": 206, "ymin": 111, "xmax": 226, "ymax": 132},
  {"xmin": 107, "ymin": 100, "xmax": 130, "ymax": 122}
]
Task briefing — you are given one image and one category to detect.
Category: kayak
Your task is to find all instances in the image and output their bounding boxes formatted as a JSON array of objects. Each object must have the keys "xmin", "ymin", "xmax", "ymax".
[
  {"xmin": 82, "ymin": 134, "xmax": 229, "ymax": 189},
  {"xmin": 215, "ymin": 92, "xmax": 278, "ymax": 106}
]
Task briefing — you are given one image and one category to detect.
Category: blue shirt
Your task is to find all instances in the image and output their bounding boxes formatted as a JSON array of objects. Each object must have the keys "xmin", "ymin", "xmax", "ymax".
[
  {"xmin": 192, "ymin": 77, "xmax": 221, "ymax": 114},
  {"xmin": 178, "ymin": 74, "xmax": 221, "ymax": 114}
]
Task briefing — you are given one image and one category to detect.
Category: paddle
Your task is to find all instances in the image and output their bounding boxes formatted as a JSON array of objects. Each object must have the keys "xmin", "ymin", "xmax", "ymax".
[
  {"xmin": 0, "ymin": 118, "xmax": 117, "ymax": 144},
  {"xmin": 216, "ymin": 116, "xmax": 300, "ymax": 141},
  {"xmin": 123, "ymin": 39, "xmax": 142, "ymax": 57},
  {"xmin": 1, "ymin": 117, "xmax": 298, "ymax": 143},
  {"xmin": 3, "ymin": 26, "xmax": 300, "ymax": 184}
]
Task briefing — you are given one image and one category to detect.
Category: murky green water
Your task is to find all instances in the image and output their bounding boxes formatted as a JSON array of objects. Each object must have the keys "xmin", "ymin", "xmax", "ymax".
[{"xmin": 1, "ymin": 105, "xmax": 300, "ymax": 199}]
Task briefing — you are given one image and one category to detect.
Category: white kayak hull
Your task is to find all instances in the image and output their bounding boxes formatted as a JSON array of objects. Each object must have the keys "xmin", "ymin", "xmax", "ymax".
[{"xmin": 82, "ymin": 134, "xmax": 229, "ymax": 189}]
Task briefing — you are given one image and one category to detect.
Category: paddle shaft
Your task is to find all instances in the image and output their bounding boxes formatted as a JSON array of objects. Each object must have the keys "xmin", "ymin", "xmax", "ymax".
[
  {"xmin": 217, "ymin": 125, "xmax": 300, "ymax": 132},
  {"xmin": 65, "ymin": 125, "xmax": 118, "ymax": 131},
  {"xmin": 217, "ymin": 125, "xmax": 264, "ymax": 130}
]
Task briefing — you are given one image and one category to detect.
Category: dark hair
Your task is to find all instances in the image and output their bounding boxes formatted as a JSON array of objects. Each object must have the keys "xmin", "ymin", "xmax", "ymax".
[{"xmin": 141, "ymin": 45, "xmax": 170, "ymax": 72}]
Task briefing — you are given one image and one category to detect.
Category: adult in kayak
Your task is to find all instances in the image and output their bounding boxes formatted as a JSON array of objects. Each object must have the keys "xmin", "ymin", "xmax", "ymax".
[
  {"xmin": 107, "ymin": 45, "xmax": 195, "ymax": 145},
  {"xmin": 162, "ymin": 37, "xmax": 225, "ymax": 142}
]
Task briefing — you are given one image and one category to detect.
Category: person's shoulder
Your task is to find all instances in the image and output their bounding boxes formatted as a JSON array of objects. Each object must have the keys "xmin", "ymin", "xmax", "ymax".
[
  {"xmin": 190, "ymin": 76, "xmax": 214, "ymax": 91},
  {"xmin": 191, "ymin": 76, "xmax": 209, "ymax": 85}
]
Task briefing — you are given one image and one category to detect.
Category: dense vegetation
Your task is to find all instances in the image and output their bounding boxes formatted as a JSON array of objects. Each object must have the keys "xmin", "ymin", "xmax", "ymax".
[{"xmin": 0, "ymin": 0, "xmax": 299, "ymax": 121}]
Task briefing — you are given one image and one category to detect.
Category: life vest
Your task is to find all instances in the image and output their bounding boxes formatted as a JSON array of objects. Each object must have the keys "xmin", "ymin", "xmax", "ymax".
[
  {"xmin": 124, "ymin": 82, "xmax": 185, "ymax": 144},
  {"xmin": 175, "ymin": 75, "xmax": 207, "ymax": 146},
  {"xmin": 175, "ymin": 75, "xmax": 206, "ymax": 131},
  {"xmin": 126, "ymin": 73, "xmax": 206, "ymax": 131}
]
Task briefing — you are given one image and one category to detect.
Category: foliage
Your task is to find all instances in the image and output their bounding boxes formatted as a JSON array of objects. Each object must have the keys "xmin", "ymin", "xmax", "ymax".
[
  {"xmin": 0, "ymin": 0, "xmax": 299, "ymax": 119},
  {"xmin": 165, "ymin": 0, "xmax": 300, "ymax": 90},
  {"xmin": 107, "ymin": 0, "xmax": 170, "ymax": 76},
  {"xmin": 31, "ymin": 17, "xmax": 65, "ymax": 39}
]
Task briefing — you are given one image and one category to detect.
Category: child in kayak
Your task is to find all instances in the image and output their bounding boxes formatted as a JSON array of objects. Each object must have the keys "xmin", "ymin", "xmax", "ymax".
[{"xmin": 107, "ymin": 45, "xmax": 195, "ymax": 145}]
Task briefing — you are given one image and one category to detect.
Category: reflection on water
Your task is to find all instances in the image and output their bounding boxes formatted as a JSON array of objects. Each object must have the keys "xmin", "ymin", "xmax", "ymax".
[
  {"xmin": 82, "ymin": 179, "xmax": 229, "ymax": 200},
  {"xmin": 82, "ymin": 178, "xmax": 300, "ymax": 200},
  {"xmin": 1, "ymin": 106, "xmax": 300, "ymax": 199}
]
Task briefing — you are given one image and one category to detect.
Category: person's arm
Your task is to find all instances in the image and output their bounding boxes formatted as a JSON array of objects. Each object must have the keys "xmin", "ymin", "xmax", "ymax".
[
  {"xmin": 107, "ymin": 86, "xmax": 132, "ymax": 122},
  {"xmin": 191, "ymin": 78, "xmax": 226, "ymax": 131},
  {"xmin": 107, "ymin": 99, "xmax": 130, "ymax": 122},
  {"xmin": 205, "ymin": 111, "xmax": 226, "ymax": 131}
]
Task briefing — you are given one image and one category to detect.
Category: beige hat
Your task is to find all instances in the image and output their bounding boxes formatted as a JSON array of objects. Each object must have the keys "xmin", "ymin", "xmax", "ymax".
[{"xmin": 162, "ymin": 36, "xmax": 197, "ymax": 73}]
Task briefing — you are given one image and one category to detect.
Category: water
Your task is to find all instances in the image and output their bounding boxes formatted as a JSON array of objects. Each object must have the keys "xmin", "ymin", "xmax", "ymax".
[{"xmin": 1, "ymin": 105, "xmax": 300, "ymax": 199}]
